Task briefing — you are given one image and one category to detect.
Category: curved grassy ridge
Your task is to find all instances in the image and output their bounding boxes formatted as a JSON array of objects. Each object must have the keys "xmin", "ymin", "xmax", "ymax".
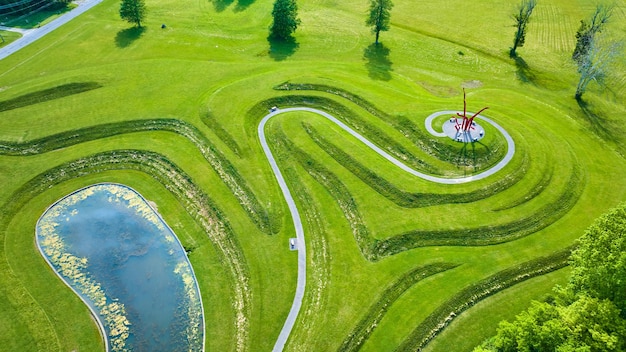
[
  {"xmin": 394, "ymin": 247, "xmax": 574, "ymax": 352},
  {"xmin": 271, "ymin": 119, "xmax": 584, "ymax": 257},
  {"xmin": 248, "ymin": 95, "xmax": 440, "ymax": 175},
  {"xmin": 373, "ymin": 162, "xmax": 584, "ymax": 255},
  {"xmin": 0, "ymin": 82, "xmax": 102, "ymax": 113},
  {"xmin": 0, "ymin": 118, "xmax": 275, "ymax": 235},
  {"xmin": 493, "ymin": 162, "xmax": 554, "ymax": 211},
  {"xmin": 274, "ymin": 82, "xmax": 506, "ymax": 171},
  {"xmin": 0, "ymin": 149, "xmax": 252, "ymax": 350},
  {"xmin": 301, "ymin": 121, "xmax": 534, "ymax": 208},
  {"xmin": 270, "ymin": 158, "xmax": 333, "ymax": 350},
  {"xmin": 338, "ymin": 263, "xmax": 460, "ymax": 352},
  {"xmin": 200, "ymin": 110, "xmax": 243, "ymax": 157}
]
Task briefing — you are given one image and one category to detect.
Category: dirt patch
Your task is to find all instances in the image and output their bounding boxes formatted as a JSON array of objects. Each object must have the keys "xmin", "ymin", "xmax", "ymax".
[{"xmin": 461, "ymin": 80, "xmax": 483, "ymax": 89}]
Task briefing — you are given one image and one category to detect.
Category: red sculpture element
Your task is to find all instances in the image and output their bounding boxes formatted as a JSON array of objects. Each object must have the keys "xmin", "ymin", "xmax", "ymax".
[{"xmin": 454, "ymin": 89, "xmax": 489, "ymax": 133}]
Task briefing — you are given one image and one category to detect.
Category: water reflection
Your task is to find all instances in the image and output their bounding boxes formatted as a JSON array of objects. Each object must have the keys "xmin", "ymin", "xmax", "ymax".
[{"xmin": 36, "ymin": 183, "xmax": 204, "ymax": 352}]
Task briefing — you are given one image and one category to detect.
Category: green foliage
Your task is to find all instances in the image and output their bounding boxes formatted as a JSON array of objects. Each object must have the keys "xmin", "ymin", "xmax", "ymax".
[
  {"xmin": 366, "ymin": 0, "xmax": 393, "ymax": 44},
  {"xmin": 569, "ymin": 204, "xmax": 626, "ymax": 314},
  {"xmin": 510, "ymin": 0, "xmax": 537, "ymax": 57},
  {"xmin": 476, "ymin": 203, "xmax": 626, "ymax": 351},
  {"xmin": 571, "ymin": 4, "xmax": 619, "ymax": 100},
  {"xmin": 572, "ymin": 4, "xmax": 613, "ymax": 66},
  {"xmin": 574, "ymin": 41, "xmax": 621, "ymax": 100},
  {"xmin": 398, "ymin": 248, "xmax": 572, "ymax": 351},
  {"xmin": 269, "ymin": 0, "xmax": 300, "ymax": 40},
  {"xmin": 119, "ymin": 0, "xmax": 146, "ymax": 27},
  {"xmin": 487, "ymin": 295, "xmax": 626, "ymax": 351}
]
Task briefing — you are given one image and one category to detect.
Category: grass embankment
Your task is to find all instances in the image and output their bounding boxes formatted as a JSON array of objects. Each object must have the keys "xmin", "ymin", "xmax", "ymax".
[
  {"xmin": 0, "ymin": 30, "xmax": 22, "ymax": 48},
  {"xmin": 0, "ymin": 0, "xmax": 625, "ymax": 351}
]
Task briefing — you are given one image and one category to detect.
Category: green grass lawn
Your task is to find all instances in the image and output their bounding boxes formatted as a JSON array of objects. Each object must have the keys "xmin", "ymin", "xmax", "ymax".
[
  {"xmin": 0, "ymin": 0, "xmax": 625, "ymax": 351},
  {"xmin": 0, "ymin": 30, "xmax": 21, "ymax": 48}
]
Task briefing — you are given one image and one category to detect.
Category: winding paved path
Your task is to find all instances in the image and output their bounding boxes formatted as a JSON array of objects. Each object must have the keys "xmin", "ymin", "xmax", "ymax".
[
  {"xmin": 0, "ymin": 0, "xmax": 103, "ymax": 60},
  {"xmin": 260, "ymin": 107, "xmax": 515, "ymax": 351}
]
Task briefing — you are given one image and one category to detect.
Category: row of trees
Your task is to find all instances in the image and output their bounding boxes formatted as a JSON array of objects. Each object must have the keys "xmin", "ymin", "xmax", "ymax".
[
  {"xmin": 117, "ymin": 0, "xmax": 619, "ymax": 99},
  {"xmin": 269, "ymin": 0, "xmax": 393, "ymax": 44},
  {"xmin": 509, "ymin": 1, "xmax": 620, "ymax": 100},
  {"xmin": 117, "ymin": 0, "xmax": 394, "ymax": 45},
  {"xmin": 475, "ymin": 203, "xmax": 626, "ymax": 351}
]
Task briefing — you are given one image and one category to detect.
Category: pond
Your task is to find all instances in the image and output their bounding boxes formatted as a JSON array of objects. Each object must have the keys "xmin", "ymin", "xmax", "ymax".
[{"xmin": 36, "ymin": 183, "xmax": 204, "ymax": 352}]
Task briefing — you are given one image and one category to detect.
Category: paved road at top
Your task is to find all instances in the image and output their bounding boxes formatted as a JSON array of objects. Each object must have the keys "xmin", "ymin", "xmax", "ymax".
[
  {"xmin": 261, "ymin": 107, "xmax": 515, "ymax": 351},
  {"xmin": 0, "ymin": 0, "xmax": 103, "ymax": 61}
]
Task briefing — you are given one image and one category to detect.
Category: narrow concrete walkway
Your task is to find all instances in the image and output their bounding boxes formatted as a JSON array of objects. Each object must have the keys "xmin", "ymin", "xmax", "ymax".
[
  {"xmin": 261, "ymin": 107, "xmax": 515, "ymax": 351},
  {"xmin": 0, "ymin": 0, "xmax": 103, "ymax": 60}
]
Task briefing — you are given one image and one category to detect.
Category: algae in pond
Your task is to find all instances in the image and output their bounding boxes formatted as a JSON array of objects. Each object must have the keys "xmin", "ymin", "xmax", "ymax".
[{"xmin": 36, "ymin": 184, "xmax": 204, "ymax": 352}]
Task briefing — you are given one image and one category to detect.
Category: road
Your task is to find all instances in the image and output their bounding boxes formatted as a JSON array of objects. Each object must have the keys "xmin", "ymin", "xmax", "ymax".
[
  {"xmin": 260, "ymin": 107, "xmax": 515, "ymax": 351},
  {"xmin": 0, "ymin": 0, "xmax": 103, "ymax": 60}
]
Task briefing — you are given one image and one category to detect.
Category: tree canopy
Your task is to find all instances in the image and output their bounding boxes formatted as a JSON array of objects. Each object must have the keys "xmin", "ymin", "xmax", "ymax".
[
  {"xmin": 366, "ymin": 0, "xmax": 393, "ymax": 45},
  {"xmin": 572, "ymin": 4, "xmax": 613, "ymax": 65},
  {"xmin": 475, "ymin": 203, "xmax": 626, "ymax": 351},
  {"xmin": 119, "ymin": 0, "xmax": 146, "ymax": 28},
  {"xmin": 572, "ymin": 4, "xmax": 618, "ymax": 100},
  {"xmin": 269, "ymin": 0, "xmax": 300, "ymax": 40},
  {"xmin": 510, "ymin": 0, "xmax": 537, "ymax": 57}
]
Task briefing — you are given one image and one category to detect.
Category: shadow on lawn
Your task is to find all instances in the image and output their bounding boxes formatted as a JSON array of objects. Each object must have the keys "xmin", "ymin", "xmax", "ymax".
[
  {"xmin": 513, "ymin": 55, "xmax": 538, "ymax": 85},
  {"xmin": 363, "ymin": 43, "xmax": 393, "ymax": 81},
  {"xmin": 576, "ymin": 98, "xmax": 621, "ymax": 143},
  {"xmin": 235, "ymin": 0, "xmax": 255, "ymax": 12},
  {"xmin": 210, "ymin": 0, "xmax": 233, "ymax": 12},
  {"xmin": 267, "ymin": 35, "xmax": 299, "ymax": 61},
  {"xmin": 115, "ymin": 27, "xmax": 146, "ymax": 48},
  {"xmin": 210, "ymin": 0, "xmax": 255, "ymax": 12}
]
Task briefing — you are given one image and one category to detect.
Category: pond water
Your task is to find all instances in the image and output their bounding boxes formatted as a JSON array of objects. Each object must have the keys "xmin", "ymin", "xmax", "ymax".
[{"xmin": 36, "ymin": 183, "xmax": 204, "ymax": 352}]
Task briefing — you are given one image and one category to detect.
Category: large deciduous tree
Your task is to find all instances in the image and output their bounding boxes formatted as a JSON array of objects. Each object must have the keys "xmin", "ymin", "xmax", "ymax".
[
  {"xmin": 269, "ymin": 0, "xmax": 300, "ymax": 40},
  {"xmin": 571, "ymin": 4, "xmax": 618, "ymax": 100},
  {"xmin": 574, "ymin": 41, "xmax": 620, "ymax": 100},
  {"xmin": 119, "ymin": 0, "xmax": 146, "ymax": 28},
  {"xmin": 572, "ymin": 4, "xmax": 612, "ymax": 65},
  {"xmin": 509, "ymin": 0, "xmax": 537, "ymax": 57},
  {"xmin": 569, "ymin": 204, "xmax": 626, "ymax": 312},
  {"xmin": 366, "ymin": 0, "xmax": 393, "ymax": 45},
  {"xmin": 474, "ymin": 203, "xmax": 626, "ymax": 351}
]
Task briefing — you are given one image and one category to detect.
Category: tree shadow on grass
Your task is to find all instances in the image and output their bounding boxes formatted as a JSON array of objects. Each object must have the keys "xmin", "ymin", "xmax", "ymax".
[
  {"xmin": 234, "ymin": 0, "xmax": 255, "ymax": 12},
  {"xmin": 209, "ymin": 0, "xmax": 234, "ymax": 12},
  {"xmin": 115, "ymin": 27, "xmax": 146, "ymax": 48},
  {"xmin": 576, "ymin": 98, "xmax": 621, "ymax": 143},
  {"xmin": 267, "ymin": 35, "xmax": 299, "ymax": 61},
  {"xmin": 513, "ymin": 55, "xmax": 538, "ymax": 85},
  {"xmin": 363, "ymin": 43, "xmax": 393, "ymax": 81}
]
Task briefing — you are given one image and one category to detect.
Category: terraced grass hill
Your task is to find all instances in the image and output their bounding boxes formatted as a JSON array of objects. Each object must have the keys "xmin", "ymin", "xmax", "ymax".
[{"xmin": 1, "ymin": 0, "xmax": 625, "ymax": 351}]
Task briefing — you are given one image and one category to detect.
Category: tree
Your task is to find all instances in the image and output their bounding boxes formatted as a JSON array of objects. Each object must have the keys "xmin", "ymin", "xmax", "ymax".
[
  {"xmin": 574, "ymin": 41, "xmax": 620, "ymax": 100},
  {"xmin": 483, "ymin": 296, "xmax": 626, "ymax": 351},
  {"xmin": 509, "ymin": 0, "xmax": 537, "ymax": 58},
  {"xmin": 572, "ymin": 4, "xmax": 613, "ymax": 65},
  {"xmin": 569, "ymin": 204, "xmax": 626, "ymax": 312},
  {"xmin": 366, "ymin": 0, "xmax": 393, "ymax": 45},
  {"xmin": 474, "ymin": 203, "xmax": 626, "ymax": 351},
  {"xmin": 119, "ymin": 0, "xmax": 146, "ymax": 28},
  {"xmin": 269, "ymin": 0, "xmax": 300, "ymax": 40},
  {"xmin": 571, "ymin": 4, "xmax": 618, "ymax": 100}
]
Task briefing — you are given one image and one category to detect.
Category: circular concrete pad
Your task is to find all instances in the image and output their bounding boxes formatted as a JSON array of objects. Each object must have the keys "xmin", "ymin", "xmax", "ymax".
[{"xmin": 442, "ymin": 118, "xmax": 485, "ymax": 143}]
